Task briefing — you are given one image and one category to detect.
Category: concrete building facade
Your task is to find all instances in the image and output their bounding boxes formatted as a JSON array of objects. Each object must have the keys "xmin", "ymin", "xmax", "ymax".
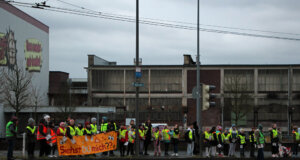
[{"xmin": 87, "ymin": 55, "xmax": 300, "ymax": 130}]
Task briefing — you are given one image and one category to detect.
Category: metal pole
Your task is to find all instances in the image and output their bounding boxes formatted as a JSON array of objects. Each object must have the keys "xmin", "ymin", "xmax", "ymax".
[
  {"xmin": 287, "ymin": 66, "xmax": 291, "ymax": 135},
  {"xmin": 196, "ymin": 0, "xmax": 202, "ymax": 156},
  {"xmin": 135, "ymin": 0, "xmax": 140, "ymax": 156}
]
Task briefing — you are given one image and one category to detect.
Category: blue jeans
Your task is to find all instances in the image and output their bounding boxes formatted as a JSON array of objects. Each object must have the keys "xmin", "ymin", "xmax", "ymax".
[{"xmin": 7, "ymin": 138, "xmax": 15, "ymax": 160}]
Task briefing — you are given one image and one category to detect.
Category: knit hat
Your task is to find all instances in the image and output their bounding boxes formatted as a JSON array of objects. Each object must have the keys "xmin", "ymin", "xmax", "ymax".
[
  {"xmin": 28, "ymin": 118, "xmax": 35, "ymax": 125},
  {"xmin": 85, "ymin": 122, "xmax": 90, "ymax": 126},
  {"xmin": 91, "ymin": 117, "xmax": 96, "ymax": 123},
  {"xmin": 60, "ymin": 122, "xmax": 65, "ymax": 127}
]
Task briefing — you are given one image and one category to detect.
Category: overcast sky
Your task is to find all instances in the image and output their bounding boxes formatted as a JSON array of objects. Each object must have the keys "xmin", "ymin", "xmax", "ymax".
[{"xmin": 17, "ymin": 0, "xmax": 300, "ymax": 78}]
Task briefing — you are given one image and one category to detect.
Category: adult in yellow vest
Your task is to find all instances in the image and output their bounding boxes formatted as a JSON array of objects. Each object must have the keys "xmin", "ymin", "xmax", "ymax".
[
  {"xmin": 186, "ymin": 124, "xmax": 195, "ymax": 156},
  {"xmin": 171, "ymin": 124, "xmax": 180, "ymax": 156},
  {"xmin": 56, "ymin": 122, "xmax": 66, "ymax": 136},
  {"xmin": 83, "ymin": 122, "xmax": 93, "ymax": 136},
  {"xmin": 127, "ymin": 125, "xmax": 136, "ymax": 156},
  {"xmin": 138, "ymin": 124, "xmax": 145, "ymax": 155},
  {"xmin": 75, "ymin": 123, "xmax": 84, "ymax": 136},
  {"xmin": 26, "ymin": 118, "xmax": 36, "ymax": 159},
  {"xmin": 153, "ymin": 126, "xmax": 162, "ymax": 156},
  {"xmin": 66, "ymin": 119, "xmax": 76, "ymax": 144},
  {"xmin": 222, "ymin": 128, "xmax": 230, "ymax": 156},
  {"xmin": 238, "ymin": 128, "xmax": 246, "ymax": 158},
  {"xmin": 6, "ymin": 116, "xmax": 18, "ymax": 160},
  {"xmin": 203, "ymin": 127, "xmax": 211, "ymax": 157},
  {"xmin": 249, "ymin": 127, "xmax": 256, "ymax": 158},
  {"xmin": 90, "ymin": 117, "xmax": 98, "ymax": 135},
  {"xmin": 119, "ymin": 125, "xmax": 128, "ymax": 157},
  {"xmin": 292, "ymin": 127, "xmax": 300, "ymax": 157},
  {"xmin": 270, "ymin": 123, "xmax": 279, "ymax": 157},
  {"xmin": 162, "ymin": 125, "xmax": 173, "ymax": 156}
]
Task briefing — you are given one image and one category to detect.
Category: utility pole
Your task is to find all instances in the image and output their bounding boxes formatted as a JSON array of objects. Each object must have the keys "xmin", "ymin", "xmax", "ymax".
[
  {"xmin": 135, "ymin": 0, "xmax": 140, "ymax": 156},
  {"xmin": 196, "ymin": 0, "xmax": 202, "ymax": 156}
]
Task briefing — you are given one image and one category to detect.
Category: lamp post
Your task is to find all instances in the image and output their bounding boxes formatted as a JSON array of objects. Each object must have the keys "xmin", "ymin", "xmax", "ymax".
[
  {"xmin": 135, "ymin": 0, "xmax": 140, "ymax": 156},
  {"xmin": 196, "ymin": 0, "xmax": 202, "ymax": 156}
]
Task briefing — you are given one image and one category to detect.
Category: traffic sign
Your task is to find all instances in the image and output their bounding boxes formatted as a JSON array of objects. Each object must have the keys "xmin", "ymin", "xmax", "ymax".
[{"xmin": 132, "ymin": 82, "xmax": 144, "ymax": 87}]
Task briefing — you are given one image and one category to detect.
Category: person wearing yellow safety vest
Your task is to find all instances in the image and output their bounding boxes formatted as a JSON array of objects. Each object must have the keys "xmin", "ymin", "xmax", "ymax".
[
  {"xmin": 186, "ymin": 123, "xmax": 195, "ymax": 156},
  {"xmin": 90, "ymin": 117, "xmax": 98, "ymax": 135},
  {"xmin": 138, "ymin": 124, "xmax": 145, "ymax": 155},
  {"xmin": 6, "ymin": 116, "xmax": 18, "ymax": 160},
  {"xmin": 162, "ymin": 125, "xmax": 173, "ymax": 156},
  {"xmin": 56, "ymin": 122, "xmax": 66, "ymax": 136},
  {"xmin": 100, "ymin": 117, "xmax": 109, "ymax": 156},
  {"xmin": 203, "ymin": 127, "xmax": 211, "ymax": 157},
  {"xmin": 256, "ymin": 124, "xmax": 265, "ymax": 160},
  {"xmin": 26, "ymin": 118, "xmax": 36, "ymax": 159},
  {"xmin": 249, "ymin": 127, "xmax": 257, "ymax": 158},
  {"xmin": 237, "ymin": 128, "xmax": 246, "ymax": 158},
  {"xmin": 83, "ymin": 122, "xmax": 93, "ymax": 136},
  {"xmin": 127, "ymin": 125, "xmax": 136, "ymax": 156},
  {"xmin": 75, "ymin": 123, "xmax": 84, "ymax": 136},
  {"xmin": 119, "ymin": 125, "xmax": 128, "ymax": 157},
  {"xmin": 171, "ymin": 124, "xmax": 180, "ymax": 156},
  {"xmin": 229, "ymin": 124, "xmax": 238, "ymax": 157},
  {"xmin": 66, "ymin": 119, "xmax": 76, "ymax": 144},
  {"xmin": 270, "ymin": 123, "xmax": 279, "ymax": 157},
  {"xmin": 292, "ymin": 127, "xmax": 300, "ymax": 157},
  {"xmin": 152, "ymin": 126, "xmax": 162, "ymax": 156},
  {"xmin": 216, "ymin": 126, "xmax": 223, "ymax": 157},
  {"xmin": 222, "ymin": 128, "xmax": 231, "ymax": 156}
]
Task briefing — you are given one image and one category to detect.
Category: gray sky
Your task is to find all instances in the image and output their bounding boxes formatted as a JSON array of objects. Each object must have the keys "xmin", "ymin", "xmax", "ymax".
[{"xmin": 17, "ymin": 0, "xmax": 300, "ymax": 78}]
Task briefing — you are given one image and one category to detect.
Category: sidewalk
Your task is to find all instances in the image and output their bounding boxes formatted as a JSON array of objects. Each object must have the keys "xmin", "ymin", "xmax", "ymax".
[{"xmin": 1, "ymin": 150, "xmax": 300, "ymax": 160}]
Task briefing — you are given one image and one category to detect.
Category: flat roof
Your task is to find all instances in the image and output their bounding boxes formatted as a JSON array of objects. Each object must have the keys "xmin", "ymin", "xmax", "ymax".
[{"xmin": 86, "ymin": 64, "xmax": 300, "ymax": 68}]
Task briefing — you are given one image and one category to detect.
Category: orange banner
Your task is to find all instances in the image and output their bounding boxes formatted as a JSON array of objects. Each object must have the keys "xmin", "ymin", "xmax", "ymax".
[{"xmin": 57, "ymin": 131, "xmax": 117, "ymax": 156}]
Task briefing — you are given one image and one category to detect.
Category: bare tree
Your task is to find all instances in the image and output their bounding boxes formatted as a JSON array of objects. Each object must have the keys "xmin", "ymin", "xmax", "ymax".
[
  {"xmin": 224, "ymin": 71, "xmax": 253, "ymax": 126},
  {"xmin": 30, "ymin": 85, "xmax": 45, "ymax": 120},
  {"xmin": 0, "ymin": 65, "xmax": 32, "ymax": 117}
]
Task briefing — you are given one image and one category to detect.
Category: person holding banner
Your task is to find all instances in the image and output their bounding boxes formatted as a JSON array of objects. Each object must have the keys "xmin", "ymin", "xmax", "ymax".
[
  {"xmin": 66, "ymin": 119, "xmax": 76, "ymax": 144},
  {"xmin": 75, "ymin": 123, "xmax": 84, "ymax": 136},
  {"xmin": 84, "ymin": 122, "xmax": 93, "ymax": 136},
  {"xmin": 90, "ymin": 117, "xmax": 98, "ymax": 135},
  {"xmin": 127, "ymin": 126, "xmax": 136, "ymax": 156},
  {"xmin": 57, "ymin": 122, "xmax": 66, "ymax": 136},
  {"xmin": 107, "ymin": 120, "xmax": 116, "ymax": 156}
]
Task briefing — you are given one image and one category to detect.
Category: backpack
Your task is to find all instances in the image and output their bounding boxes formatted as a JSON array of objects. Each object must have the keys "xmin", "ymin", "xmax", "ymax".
[{"xmin": 185, "ymin": 130, "xmax": 191, "ymax": 143}]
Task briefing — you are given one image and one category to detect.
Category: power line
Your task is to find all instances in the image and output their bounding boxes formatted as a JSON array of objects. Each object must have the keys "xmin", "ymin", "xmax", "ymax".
[
  {"xmin": 45, "ymin": 0, "xmax": 300, "ymax": 37},
  {"xmin": 3, "ymin": 1, "xmax": 300, "ymax": 41}
]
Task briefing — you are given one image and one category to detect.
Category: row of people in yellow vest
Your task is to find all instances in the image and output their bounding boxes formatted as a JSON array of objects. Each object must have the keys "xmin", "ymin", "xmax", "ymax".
[
  {"xmin": 202, "ymin": 124, "xmax": 266, "ymax": 158},
  {"xmin": 25, "ymin": 115, "xmax": 117, "ymax": 158},
  {"xmin": 117, "ymin": 123, "xmax": 180, "ymax": 157}
]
